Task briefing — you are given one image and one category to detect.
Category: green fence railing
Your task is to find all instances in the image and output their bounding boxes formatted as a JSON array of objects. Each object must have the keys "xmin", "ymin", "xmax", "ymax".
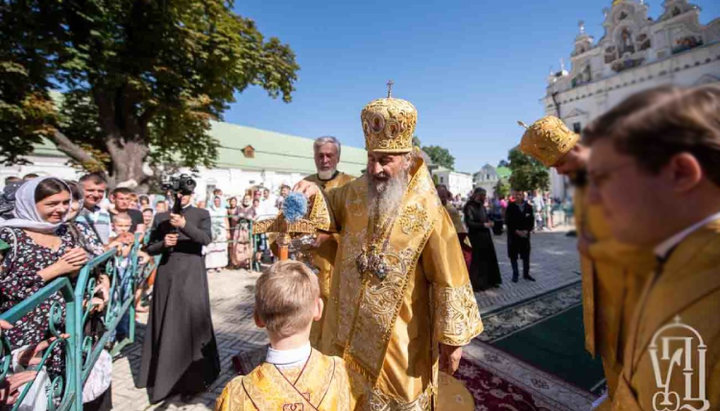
[{"xmin": 0, "ymin": 233, "xmax": 158, "ymax": 411}]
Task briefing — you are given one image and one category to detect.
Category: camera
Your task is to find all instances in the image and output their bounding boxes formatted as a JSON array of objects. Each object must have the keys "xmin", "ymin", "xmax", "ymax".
[{"xmin": 161, "ymin": 174, "xmax": 196, "ymax": 195}]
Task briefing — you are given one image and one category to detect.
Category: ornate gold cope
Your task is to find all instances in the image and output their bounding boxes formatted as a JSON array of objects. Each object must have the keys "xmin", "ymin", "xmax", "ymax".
[{"xmin": 316, "ymin": 154, "xmax": 483, "ymax": 405}]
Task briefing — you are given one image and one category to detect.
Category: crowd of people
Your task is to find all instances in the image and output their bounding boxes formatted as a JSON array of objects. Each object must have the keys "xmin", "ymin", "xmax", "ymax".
[
  {"xmin": 2, "ymin": 83, "xmax": 719, "ymax": 411},
  {"xmin": 0, "ymin": 173, "xmax": 151, "ymax": 410}
]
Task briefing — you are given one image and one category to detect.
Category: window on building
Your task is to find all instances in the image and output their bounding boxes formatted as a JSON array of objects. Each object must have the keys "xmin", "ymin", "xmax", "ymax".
[{"xmin": 573, "ymin": 122, "xmax": 582, "ymax": 133}]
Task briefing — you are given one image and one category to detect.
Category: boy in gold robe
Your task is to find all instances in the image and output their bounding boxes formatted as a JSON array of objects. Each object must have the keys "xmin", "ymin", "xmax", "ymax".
[
  {"xmin": 583, "ymin": 84, "xmax": 720, "ymax": 410},
  {"xmin": 518, "ymin": 116, "xmax": 655, "ymax": 405},
  {"xmin": 216, "ymin": 260, "xmax": 356, "ymax": 411}
]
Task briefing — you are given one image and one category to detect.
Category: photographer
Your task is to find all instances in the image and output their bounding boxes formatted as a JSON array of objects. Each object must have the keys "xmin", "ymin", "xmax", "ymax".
[{"xmin": 137, "ymin": 176, "xmax": 220, "ymax": 403}]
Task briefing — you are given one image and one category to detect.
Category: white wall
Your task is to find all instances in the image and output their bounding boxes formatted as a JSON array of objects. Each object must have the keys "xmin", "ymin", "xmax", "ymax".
[{"xmin": 1, "ymin": 156, "xmax": 83, "ymax": 185}]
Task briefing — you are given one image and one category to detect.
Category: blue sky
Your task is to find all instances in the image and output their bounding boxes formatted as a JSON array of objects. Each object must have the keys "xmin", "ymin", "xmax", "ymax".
[{"xmin": 225, "ymin": 0, "xmax": 720, "ymax": 173}]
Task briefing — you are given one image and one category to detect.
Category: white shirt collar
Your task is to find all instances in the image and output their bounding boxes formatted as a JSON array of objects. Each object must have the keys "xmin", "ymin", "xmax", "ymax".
[
  {"xmin": 654, "ymin": 210, "xmax": 720, "ymax": 260},
  {"xmin": 265, "ymin": 343, "xmax": 311, "ymax": 369}
]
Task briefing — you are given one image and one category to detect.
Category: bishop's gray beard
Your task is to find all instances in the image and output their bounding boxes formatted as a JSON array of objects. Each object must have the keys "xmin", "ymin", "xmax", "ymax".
[{"xmin": 367, "ymin": 170, "xmax": 408, "ymax": 227}]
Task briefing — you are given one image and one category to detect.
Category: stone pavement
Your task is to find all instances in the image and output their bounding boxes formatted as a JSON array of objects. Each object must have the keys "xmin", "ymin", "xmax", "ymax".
[
  {"xmin": 111, "ymin": 229, "xmax": 581, "ymax": 410},
  {"xmin": 475, "ymin": 229, "xmax": 581, "ymax": 314}
]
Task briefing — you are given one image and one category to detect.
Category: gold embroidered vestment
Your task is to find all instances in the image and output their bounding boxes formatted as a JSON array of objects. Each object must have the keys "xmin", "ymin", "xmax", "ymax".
[
  {"xmin": 215, "ymin": 349, "xmax": 355, "ymax": 411},
  {"xmin": 304, "ymin": 171, "xmax": 355, "ymax": 346},
  {"xmin": 317, "ymin": 158, "xmax": 482, "ymax": 408}
]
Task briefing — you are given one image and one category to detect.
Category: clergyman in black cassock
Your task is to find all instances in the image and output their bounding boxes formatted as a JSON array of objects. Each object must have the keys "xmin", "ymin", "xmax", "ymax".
[
  {"xmin": 463, "ymin": 188, "xmax": 502, "ymax": 291},
  {"xmin": 138, "ymin": 204, "xmax": 220, "ymax": 403},
  {"xmin": 505, "ymin": 192, "xmax": 535, "ymax": 282}
]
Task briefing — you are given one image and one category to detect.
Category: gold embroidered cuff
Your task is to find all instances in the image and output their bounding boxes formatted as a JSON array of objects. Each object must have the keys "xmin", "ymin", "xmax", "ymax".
[{"xmin": 433, "ymin": 282, "xmax": 483, "ymax": 346}]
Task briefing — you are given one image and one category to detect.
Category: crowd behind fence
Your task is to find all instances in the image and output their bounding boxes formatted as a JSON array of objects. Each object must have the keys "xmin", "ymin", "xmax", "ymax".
[{"xmin": 0, "ymin": 233, "xmax": 159, "ymax": 411}]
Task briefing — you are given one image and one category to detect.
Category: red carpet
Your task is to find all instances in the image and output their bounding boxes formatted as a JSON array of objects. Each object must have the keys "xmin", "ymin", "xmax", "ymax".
[
  {"xmin": 232, "ymin": 343, "xmax": 594, "ymax": 410},
  {"xmin": 455, "ymin": 358, "xmax": 551, "ymax": 411}
]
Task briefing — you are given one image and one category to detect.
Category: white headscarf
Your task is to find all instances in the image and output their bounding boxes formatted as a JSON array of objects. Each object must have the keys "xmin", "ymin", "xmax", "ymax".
[{"xmin": 0, "ymin": 177, "xmax": 72, "ymax": 233}]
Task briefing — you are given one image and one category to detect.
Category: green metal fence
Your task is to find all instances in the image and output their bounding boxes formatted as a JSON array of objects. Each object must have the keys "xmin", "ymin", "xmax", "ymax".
[{"xmin": 0, "ymin": 233, "xmax": 158, "ymax": 410}]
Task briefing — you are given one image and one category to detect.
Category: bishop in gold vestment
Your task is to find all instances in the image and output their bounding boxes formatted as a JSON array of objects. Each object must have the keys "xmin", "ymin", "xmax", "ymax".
[
  {"xmin": 304, "ymin": 171, "xmax": 354, "ymax": 346},
  {"xmin": 215, "ymin": 348, "xmax": 355, "ymax": 411},
  {"xmin": 307, "ymin": 95, "xmax": 482, "ymax": 409},
  {"xmin": 519, "ymin": 116, "xmax": 655, "ymax": 402}
]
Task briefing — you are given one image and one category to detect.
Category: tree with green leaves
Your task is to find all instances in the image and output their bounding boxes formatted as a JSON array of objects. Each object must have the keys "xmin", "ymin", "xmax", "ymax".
[
  {"xmin": 0, "ymin": 0, "xmax": 299, "ymax": 188},
  {"xmin": 507, "ymin": 148, "xmax": 549, "ymax": 192},
  {"xmin": 494, "ymin": 179, "xmax": 510, "ymax": 199},
  {"xmin": 421, "ymin": 145, "xmax": 455, "ymax": 170}
]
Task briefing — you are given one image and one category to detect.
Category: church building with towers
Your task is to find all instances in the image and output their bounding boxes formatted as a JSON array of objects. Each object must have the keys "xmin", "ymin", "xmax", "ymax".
[{"xmin": 543, "ymin": 0, "xmax": 720, "ymax": 200}]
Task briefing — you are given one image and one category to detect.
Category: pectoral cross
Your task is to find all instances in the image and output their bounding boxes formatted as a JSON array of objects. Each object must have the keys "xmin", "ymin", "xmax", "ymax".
[{"xmin": 386, "ymin": 80, "xmax": 394, "ymax": 98}]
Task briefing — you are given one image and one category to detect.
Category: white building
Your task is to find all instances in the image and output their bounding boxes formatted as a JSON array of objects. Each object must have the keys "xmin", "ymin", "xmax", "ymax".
[
  {"xmin": 473, "ymin": 164, "xmax": 507, "ymax": 199},
  {"xmin": 543, "ymin": 0, "xmax": 720, "ymax": 199},
  {"xmin": 433, "ymin": 166, "xmax": 474, "ymax": 199}
]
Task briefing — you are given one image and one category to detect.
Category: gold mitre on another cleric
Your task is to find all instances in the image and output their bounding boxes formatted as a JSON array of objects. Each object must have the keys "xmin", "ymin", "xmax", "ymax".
[
  {"xmin": 518, "ymin": 116, "xmax": 580, "ymax": 167},
  {"xmin": 361, "ymin": 95, "xmax": 417, "ymax": 153}
]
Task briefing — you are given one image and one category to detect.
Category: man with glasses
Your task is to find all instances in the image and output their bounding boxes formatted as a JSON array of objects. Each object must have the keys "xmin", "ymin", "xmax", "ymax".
[
  {"xmin": 518, "ymin": 116, "xmax": 654, "ymax": 408},
  {"xmin": 584, "ymin": 85, "xmax": 720, "ymax": 410}
]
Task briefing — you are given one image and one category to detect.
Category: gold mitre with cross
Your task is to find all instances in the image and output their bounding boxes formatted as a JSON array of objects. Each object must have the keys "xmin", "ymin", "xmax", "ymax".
[
  {"xmin": 361, "ymin": 81, "xmax": 417, "ymax": 153},
  {"xmin": 518, "ymin": 116, "xmax": 580, "ymax": 167}
]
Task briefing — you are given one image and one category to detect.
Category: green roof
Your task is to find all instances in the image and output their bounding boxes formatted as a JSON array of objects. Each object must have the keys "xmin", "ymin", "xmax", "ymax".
[
  {"xmin": 496, "ymin": 166, "xmax": 512, "ymax": 178},
  {"xmin": 32, "ymin": 120, "xmax": 368, "ymax": 176},
  {"xmin": 210, "ymin": 121, "xmax": 366, "ymax": 175}
]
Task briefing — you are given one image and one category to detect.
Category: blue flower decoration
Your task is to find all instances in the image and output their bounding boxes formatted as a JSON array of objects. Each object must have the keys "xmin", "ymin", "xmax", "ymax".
[{"xmin": 282, "ymin": 192, "xmax": 308, "ymax": 223}]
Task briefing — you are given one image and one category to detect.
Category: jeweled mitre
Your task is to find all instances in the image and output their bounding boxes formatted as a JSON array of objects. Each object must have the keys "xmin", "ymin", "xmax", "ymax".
[
  {"xmin": 519, "ymin": 116, "xmax": 579, "ymax": 167},
  {"xmin": 361, "ymin": 97, "xmax": 417, "ymax": 153}
]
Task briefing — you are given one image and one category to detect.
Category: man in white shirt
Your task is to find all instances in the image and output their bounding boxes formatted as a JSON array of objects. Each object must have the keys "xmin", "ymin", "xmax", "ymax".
[
  {"xmin": 584, "ymin": 84, "xmax": 720, "ymax": 411},
  {"xmin": 76, "ymin": 173, "xmax": 113, "ymax": 244}
]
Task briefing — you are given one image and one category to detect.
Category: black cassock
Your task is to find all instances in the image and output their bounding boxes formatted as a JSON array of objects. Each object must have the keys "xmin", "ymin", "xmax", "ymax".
[
  {"xmin": 138, "ymin": 206, "xmax": 220, "ymax": 403},
  {"xmin": 463, "ymin": 200, "xmax": 502, "ymax": 291}
]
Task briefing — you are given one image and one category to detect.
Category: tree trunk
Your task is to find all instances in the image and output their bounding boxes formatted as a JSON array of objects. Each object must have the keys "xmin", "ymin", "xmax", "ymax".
[
  {"xmin": 107, "ymin": 138, "xmax": 150, "ymax": 189},
  {"xmin": 94, "ymin": 85, "xmax": 152, "ymax": 191}
]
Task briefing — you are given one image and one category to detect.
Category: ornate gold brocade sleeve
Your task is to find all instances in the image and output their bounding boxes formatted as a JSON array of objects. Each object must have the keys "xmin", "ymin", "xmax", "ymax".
[
  {"xmin": 422, "ymin": 207, "xmax": 483, "ymax": 346},
  {"xmin": 320, "ymin": 179, "xmax": 354, "ymax": 233},
  {"xmin": 215, "ymin": 376, "xmax": 246, "ymax": 411}
]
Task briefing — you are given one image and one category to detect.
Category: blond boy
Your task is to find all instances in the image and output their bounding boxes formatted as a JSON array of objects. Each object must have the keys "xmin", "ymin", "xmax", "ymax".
[
  {"xmin": 216, "ymin": 261, "xmax": 356, "ymax": 411},
  {"xmin": 110, "ymin": 213, "xmax": 133, "ymax": 257}
]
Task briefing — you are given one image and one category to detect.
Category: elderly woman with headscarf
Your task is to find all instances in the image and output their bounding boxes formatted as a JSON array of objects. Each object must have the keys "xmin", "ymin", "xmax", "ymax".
[
  {"xmin": 463, "ymin": 187, "xmax": 502, "ymax": 291},
  {"xmin": 0, "ymin": 177, "xmax": 93, "ymax": 377},
  {"xmin": 204, "ymin": 196, "xmax": 229, "ymax": 272}
]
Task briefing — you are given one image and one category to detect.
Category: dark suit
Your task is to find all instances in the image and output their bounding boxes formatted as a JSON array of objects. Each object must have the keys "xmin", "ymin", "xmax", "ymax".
[
  {"xmin": 505, "ymin": 200, "xmax": 535, "ymax": 279},
  {"xmin": 139, "ymin": 206, "xmax": 220, "ymax": 403}
]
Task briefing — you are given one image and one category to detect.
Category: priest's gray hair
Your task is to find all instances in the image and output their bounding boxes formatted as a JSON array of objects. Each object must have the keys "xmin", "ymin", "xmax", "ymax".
[{"xmin": 313, "ymin": 136, "xmax": 341, "ymax": 156}]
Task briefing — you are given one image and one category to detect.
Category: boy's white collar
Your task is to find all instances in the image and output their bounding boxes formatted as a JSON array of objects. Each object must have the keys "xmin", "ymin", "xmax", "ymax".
[{"xmin": 266, "ymin": 342, "xmax": 311, "ymax": 368}]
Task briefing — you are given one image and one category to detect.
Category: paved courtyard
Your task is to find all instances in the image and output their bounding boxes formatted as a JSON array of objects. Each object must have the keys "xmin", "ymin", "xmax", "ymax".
[{"xmin": 111, "ymin": 228, "xmax": 582, "ymax": 410}]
